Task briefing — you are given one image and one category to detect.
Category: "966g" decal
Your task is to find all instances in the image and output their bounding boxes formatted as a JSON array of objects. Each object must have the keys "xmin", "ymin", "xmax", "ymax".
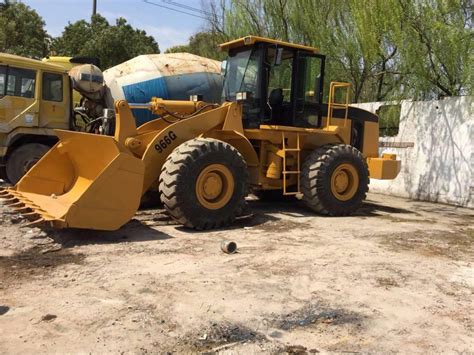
[{"xmin": 155, "ymin": 131, "xmax": 177, "ymax": 153}]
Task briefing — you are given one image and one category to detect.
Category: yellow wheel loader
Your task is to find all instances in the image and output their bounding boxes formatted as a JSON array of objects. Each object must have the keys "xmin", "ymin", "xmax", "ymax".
[{"xmin": 1, "ymin": 36, "xmax": 401, "ymax": 231}]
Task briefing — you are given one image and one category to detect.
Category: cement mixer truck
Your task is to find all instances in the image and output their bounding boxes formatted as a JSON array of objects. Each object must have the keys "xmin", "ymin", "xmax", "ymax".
[{"xmin": 0, "ymin": 52, "xmax": 222, "ymax": 183}]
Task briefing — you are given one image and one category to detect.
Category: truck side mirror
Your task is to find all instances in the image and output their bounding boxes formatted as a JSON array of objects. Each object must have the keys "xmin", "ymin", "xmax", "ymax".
[{"xmin": 275, "ymin": 48, "xmax": 284, "ymax": 66}]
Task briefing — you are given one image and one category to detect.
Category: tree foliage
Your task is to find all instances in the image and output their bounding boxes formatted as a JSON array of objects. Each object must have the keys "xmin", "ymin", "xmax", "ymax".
[
  {"xmin": 0, "ymin": 2, "xmax": 160, "ymax": 69},
  {"xmin": 51, "ymin": 14, "xmax": 160, "ymax": 69},
  {"xmin": 194, "ymin": 0, "xmax": 472, "ymax": 102},
  {"xmin": 1, "ymin": 0, "xmax": 470, "ymax": 100},
  {"xmin": 395, "ymin": 0, "xmax": 472, "ymax": 97},
  {"xmin": 0, "ymin": 0, "xmax": 49, "ymax": 58},
  {"xmin": 166, "ymin": 31, "xmax": 225, "ymax": 60}
]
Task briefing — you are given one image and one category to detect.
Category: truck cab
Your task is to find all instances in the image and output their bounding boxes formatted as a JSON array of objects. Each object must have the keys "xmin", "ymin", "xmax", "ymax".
[
  {"xmin": 42, "ymin": 56, "xmax": 101, "ymax": 107},
  {"xmin": 0, "ymin": 53, "xmax": 72, "ymax": 183}
]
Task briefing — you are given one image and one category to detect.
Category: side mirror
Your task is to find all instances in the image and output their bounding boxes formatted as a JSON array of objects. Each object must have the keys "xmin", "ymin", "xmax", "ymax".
[
  {"xmin": 220, "ymin": 60, "xmax": 227, "ymax": 76},
  {"xmin": 274, "ymin": 48, "xmax": 284, "ymax": 66}
]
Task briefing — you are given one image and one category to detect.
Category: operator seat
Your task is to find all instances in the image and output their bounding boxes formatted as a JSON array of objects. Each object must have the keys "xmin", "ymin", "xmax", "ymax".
[{"xmin": 268, "ymin": 88, "xmax": 283, "ymax": 123}]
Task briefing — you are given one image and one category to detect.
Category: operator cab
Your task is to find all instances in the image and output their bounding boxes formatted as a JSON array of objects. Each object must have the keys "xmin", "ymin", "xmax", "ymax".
[{"xmin": 220, "ymin": 36, "xmax": 325, "ymax": 129}]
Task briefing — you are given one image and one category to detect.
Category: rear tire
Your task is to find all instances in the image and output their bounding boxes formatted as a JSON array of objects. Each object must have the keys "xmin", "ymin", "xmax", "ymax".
[
  {"xmin": 301, "ymin": 144, "xmax": 369, "ymax": 216},
  {"xmin": 159, "ymin": 138, "xmax": 248, "ymax": 230},
  {"xmin": 6, "ymin": 143, "xmax": 50, "ymax": 184}
]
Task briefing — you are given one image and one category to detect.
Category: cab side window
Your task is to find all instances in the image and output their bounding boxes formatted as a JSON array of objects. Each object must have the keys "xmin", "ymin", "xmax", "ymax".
[
  {"xmin": 268, "ymin": 54, "xmax": 292, "ymax": 103},
  {"xmin": 5, "ymin": 67, "xmax": 36, "ymax": 98},
  {"xmin": 266, "ymin": 47, "xmax": 294, "ymax": 124},
  {"xmin": 294, "ymin": 55, "xmax": 324, "ymax": 127},
  {"xmin": 42, "ymin": 72, "xmax": 63, "ymax": 102},
  {"xmin": 0, "ymin": 66, "xmax": 6, "ymax": 97}
]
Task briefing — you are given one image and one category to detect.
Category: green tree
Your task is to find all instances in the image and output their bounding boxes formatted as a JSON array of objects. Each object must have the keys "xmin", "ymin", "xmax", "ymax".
[
  {"xmin": 395, "ymin": 0, "xmax": 472, "ymax": 98},
  {"xmin": 319, "ymin": 0, "xmax": 403, "ymax": 102},
  {"xmin": 0, "ymin": 0, "xmax": 49, "ymax": 58},
  {"xmin": 203, "ymin": 0, "xmax": 472, "ymax": 101},
  {"xmin": 51, "ymin": 14, "xmax": 160, "ymax": 69},
  {"xmin": 165, "ymin": 44, "xmax": 191, "ymax": 53},
  {"xmin": 217, "ymin": 0, "xmax": 406, "ymax": 102},
  {"xmin": 165, "ymin": 31, "xmax": 225, "ymax": 60}
]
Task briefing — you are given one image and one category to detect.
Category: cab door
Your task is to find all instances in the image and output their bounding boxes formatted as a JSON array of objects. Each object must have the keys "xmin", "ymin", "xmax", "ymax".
[
  {"xmin": 292, "ymin": 52, "xmax": 326, "ymax": 127},
  {"xmin": 39, "ymin": 71, "xmax": 69, "ymax": 129},
  {"xmin": 0, "ymin": 65, "xmax": 39, "ymax": 130}
]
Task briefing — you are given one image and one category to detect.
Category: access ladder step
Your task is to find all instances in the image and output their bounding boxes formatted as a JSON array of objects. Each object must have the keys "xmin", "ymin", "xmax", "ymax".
[
  {"xmin": 283, "ymin": 192, "xmax": 303, "ymax": 197},
  {"xmin": 282, "ymin": 171, "xmax": 301, "ymax": 174}
]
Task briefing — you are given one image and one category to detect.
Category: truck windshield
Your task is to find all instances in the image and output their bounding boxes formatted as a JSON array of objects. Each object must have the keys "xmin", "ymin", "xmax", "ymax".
[{"xmin": 222, "ymin": 48, "xmax": 260, "ymax": 101}]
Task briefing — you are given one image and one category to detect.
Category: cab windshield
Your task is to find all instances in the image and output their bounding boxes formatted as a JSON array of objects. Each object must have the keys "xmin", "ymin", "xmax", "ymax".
[{"xmin": 222, "ymin": 47, "xmax": 260, "ymax": 101}]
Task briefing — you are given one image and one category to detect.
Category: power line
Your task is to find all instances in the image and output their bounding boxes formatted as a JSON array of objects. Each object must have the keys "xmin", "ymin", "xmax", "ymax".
[
  {"xmin": 162, "ymin": 0, "xmax": 212, "ymax": 17},
  {"xmin": 142, "ymin": 0, "xmax": 208, "ymax": 20}
]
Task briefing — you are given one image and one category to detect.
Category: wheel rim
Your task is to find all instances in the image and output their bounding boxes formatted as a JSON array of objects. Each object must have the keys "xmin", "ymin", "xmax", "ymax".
[
  {"xmin": 195, "ymin": 164, "xmax": 234, "ymax": 210},
  {"xmin": 330, "ymin": 163, "xmax": 359, "ymax": 201}
]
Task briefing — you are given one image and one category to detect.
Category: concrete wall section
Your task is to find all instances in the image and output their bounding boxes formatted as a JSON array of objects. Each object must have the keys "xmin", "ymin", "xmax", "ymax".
[{"xmin": 353, "ymin": 96, "xmax": 473, "ymax": 208}]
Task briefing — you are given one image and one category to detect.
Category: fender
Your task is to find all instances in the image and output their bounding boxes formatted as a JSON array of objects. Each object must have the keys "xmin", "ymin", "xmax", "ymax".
[{"xmin": 133, "ymin": 103, "xmax": 233, "ymax": 192}]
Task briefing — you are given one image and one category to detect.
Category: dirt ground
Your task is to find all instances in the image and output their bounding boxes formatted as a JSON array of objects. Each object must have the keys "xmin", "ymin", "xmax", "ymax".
[{"xmin": 0, "ymin": 189, "xmax": 472, "ymax": 354}]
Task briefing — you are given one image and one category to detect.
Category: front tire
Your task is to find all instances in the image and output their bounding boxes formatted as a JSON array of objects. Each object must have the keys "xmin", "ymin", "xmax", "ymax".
[
  {"xmin": 159, "ymin": 138, "xmax": 248, "ymax": 230},
  {"xmin": 301, "ymin": 144, "xmax": 369, "ymax": 216},
  {"xmin": 6, "ymin": 143, "xmax": 50, "ymax": 184}
]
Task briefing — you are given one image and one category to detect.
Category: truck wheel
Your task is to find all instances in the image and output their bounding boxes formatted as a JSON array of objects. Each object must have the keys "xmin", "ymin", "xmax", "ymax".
[
  {"xmin": 301, "ymin": 144, "xmax": 369, "ymax": 216},
  {"xmin": 6, "ymin": 143, "xmax": 50, "ymax": 185},
  {"xmin": 159, "ymin": 138, "xmax": 248, "ymax": 230}
]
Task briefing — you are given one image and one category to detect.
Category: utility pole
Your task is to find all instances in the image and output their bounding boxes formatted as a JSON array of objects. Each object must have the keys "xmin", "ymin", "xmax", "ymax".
[{"xmin": 92, "ymin": 0, "xmax": 97, "ymax": 16}]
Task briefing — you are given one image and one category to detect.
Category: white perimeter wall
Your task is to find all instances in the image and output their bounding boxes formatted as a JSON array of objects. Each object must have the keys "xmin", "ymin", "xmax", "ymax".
[{"xmin": 353, "ymin": 96, "xmax": 473, "ymax": 208}]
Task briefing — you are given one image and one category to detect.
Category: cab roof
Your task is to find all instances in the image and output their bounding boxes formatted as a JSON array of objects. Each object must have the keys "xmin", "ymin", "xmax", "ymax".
[
  {"xmin": 219, "ymin": 35, "xmax": 318, "ymax": 53},
  {"xmin": 0, "ymin": 53, "xmax": 67, "ymax": 73},
  {"xmin": 42, "ymin": 56, "xmax": 73, "ymax": 63}
]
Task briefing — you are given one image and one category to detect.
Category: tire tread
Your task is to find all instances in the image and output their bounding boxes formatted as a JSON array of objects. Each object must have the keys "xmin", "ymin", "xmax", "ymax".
[
  {"xmin": 159, "ymin": 138, "xmax": 248, "ymax": 230},
  {"xmin": 301, "ymin": 144, "xmax": 369, "ymax": 216}
]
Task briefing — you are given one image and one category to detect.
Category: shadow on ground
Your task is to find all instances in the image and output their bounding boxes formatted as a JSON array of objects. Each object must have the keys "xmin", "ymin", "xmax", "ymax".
[
  {"xmin": 0, "ymin": 245, "xmax": 86, "ymax": 285},
  {"xmin": 9, "ymin": 195, "xmax": 416, "ymax": 243},
  {"xmin": 45, "ymin": 219, "xmax": 172, "ymax": 248},
  {"xmin": 355, "ymin": 201, "xmax": 417, "ymax": 216}
]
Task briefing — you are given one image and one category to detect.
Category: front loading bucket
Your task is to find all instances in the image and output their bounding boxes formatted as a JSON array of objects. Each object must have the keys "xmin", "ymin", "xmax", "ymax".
[{"xmin": 1, "ymin": 130, "xmax": 145, "ymax": 231}]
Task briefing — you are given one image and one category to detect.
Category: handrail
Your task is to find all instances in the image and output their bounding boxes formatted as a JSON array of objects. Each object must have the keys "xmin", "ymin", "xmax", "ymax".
[{"xmin": 327, "ymin": 82, "xmax": 351, "ymax": 128}]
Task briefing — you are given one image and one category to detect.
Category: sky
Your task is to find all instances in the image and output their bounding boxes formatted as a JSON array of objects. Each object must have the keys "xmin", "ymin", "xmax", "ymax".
[{"xmin": 22, "ymin": 0, "xmax": 208, "ymax": 51}]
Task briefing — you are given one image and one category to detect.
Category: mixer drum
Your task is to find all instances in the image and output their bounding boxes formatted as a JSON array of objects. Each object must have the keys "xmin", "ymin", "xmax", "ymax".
[{"xmin": 103, "ymin": 53, "xmax": 223, "ymax": 126}]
